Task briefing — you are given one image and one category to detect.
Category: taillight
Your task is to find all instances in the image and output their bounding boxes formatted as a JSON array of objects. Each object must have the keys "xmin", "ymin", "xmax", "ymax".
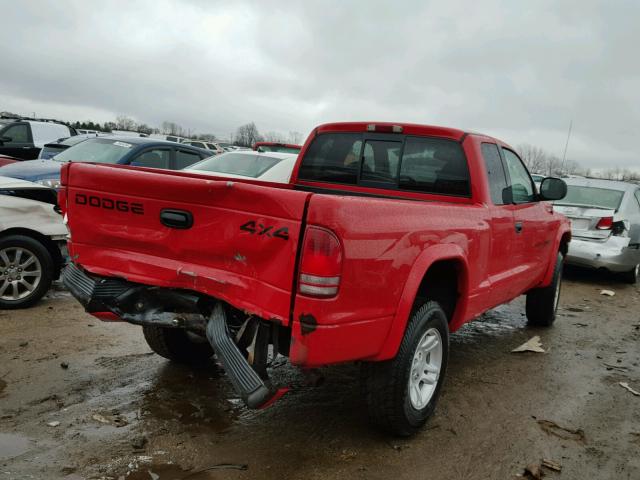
[
  {"xmin": 298, "ymin": 227, "xmax": 342, "ymax": 297},
  {"xmin": 596, "ymin": 217, "xmax": 613, "ymax": 230}
]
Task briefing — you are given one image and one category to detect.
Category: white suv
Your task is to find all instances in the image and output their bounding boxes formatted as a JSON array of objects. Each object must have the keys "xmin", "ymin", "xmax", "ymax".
[{"xmin": 0, "ymin": 120, "xmax": 76, "ymax": 160}]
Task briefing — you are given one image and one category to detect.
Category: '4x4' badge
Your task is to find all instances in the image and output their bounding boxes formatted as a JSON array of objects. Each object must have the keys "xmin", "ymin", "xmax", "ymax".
[{"xmin": 240, "ymin": 221, "xmax": 289, "ymax": 240}]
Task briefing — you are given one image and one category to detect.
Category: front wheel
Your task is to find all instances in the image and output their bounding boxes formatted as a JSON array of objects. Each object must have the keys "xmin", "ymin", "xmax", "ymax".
[
  {"xmin": 364, "ymin": 301, "xmax": 449, "ymax": 436},
  {"xmin": 526, "ymin": 252, "xmax": 563, "ymax": 326}
]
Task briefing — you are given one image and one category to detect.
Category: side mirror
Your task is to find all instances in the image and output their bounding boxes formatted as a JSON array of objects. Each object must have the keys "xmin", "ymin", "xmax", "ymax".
[
  {"xmin": 0, "ymin": 136, "xmax": 12, "ymax": 144},
  {"xmin": 539, "ymin": 177, "xmax": 567, "ymax": 201}
]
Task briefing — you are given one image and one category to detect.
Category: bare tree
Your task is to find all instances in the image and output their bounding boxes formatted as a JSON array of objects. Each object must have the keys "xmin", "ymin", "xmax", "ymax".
[
  {"xmin": 263, "ymin": 131, "xmax": 285, "ymax": 143},
  {"xmin": 288, "ymin": 131, "xmax": 303, "ymax": 145},
  {"xmin": 161, "ymin": 121, "xmax": 184, "ymax": 136},
  {"xmin": 517, "ymin": 144, "xmax": 547, "ymax": 174},
  {"xmin": 115, "ymin": 115, "xmax": 136, "ymax": 131},
  {"xmin": 234, "ymin": 122, "xmax": 263, "ymax": 147}
]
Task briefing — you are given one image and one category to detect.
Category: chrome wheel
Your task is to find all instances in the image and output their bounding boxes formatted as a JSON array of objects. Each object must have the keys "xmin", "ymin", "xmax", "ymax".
[
  {"xmin": 408, "ymin": 327, "xmax": 443, "ymax": 410},
  {"xmin": 0, "ymin": 247, "xmax": 42, "ymax": 301}
]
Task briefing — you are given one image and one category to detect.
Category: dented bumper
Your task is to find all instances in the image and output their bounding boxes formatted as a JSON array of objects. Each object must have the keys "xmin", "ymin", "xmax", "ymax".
[{"xmin": 566, "ymin": 236, "xmax": 640, "ymax": 273}]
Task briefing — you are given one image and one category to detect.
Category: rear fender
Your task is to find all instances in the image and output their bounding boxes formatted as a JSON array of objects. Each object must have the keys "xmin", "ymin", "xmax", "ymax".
[{"xmin": 371, "ymin": 244, "xmax": 469, "ymax": 361}]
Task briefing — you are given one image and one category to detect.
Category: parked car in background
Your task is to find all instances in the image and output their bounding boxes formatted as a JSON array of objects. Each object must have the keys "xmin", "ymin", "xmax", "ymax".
[
  {"xmin": 0, "ymin": 155, "xmax": 19, "ymax": 167},
  {"xmin": 38, "ymin": 135, "xmax": 94, "ymax": 160},
  {"xmin": 0, "ymin": 121, "xmax": 76, "ymax": 160},
  {"xmin": 184, "ymin": 151, "xmax": 297, "ymax": 182},
  {"xmin": 554, "ymin": 178, "xmax": 640, "ymax": 283},
  {"xmin": 77, "ymin": 129, "xmax": 102, "ymax": 135},
  {"xmin": 253, "ymin": 142, "xmax": 302, "ymax": 154},
  {"xmin": 0, "ymin": 136, "xmax": 210, "ymax": 188},
  {"xmin": 0, "ymin": 176, "xmax": 66, "ymax": 309},
  {"xmin": 149, "ymin": 134, "xmax": 188, "ymax": 143},
  {"xmin": 182, "ymin": 140, "xmax": 224, "ymax": 155},
  {"xmin": 531, "ymin": 173, "xmax": 544, "ymax": 191},
  {"xmin": 215, "ymin": 141, "xmax": 235, "ymax": 151}
]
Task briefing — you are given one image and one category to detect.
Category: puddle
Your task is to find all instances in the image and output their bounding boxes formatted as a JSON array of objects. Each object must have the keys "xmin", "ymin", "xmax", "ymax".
[
  {"xmin": 123, "ymin": 464, "xmax": 187, "ymax": 480},
  {"xmin": 141, "ymin": 364, "xmax": 237, "ymax": 432},
  {"xmin": 123, "ymin": 463, "xmax": 247, "ymax": 480},
  {"xmin": 0, "ymin": 433, "xmax": 32, "ymax": 461}
]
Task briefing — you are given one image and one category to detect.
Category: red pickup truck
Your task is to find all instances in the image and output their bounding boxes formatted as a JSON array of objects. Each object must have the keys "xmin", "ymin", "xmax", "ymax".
[{"xmin": 61, "ymin": 122, "xmax": 570, "ymax": 435}]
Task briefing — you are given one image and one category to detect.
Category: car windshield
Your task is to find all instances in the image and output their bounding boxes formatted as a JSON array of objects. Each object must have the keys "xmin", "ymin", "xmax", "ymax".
[
  {"xmin": 556, "ymin": 185, "xmax": 625, "ymax": 210},
  {"xmin": 257, "ymin": 145, "xmax": 300, "ymax": 154},
  {"xmin": 53, "ymin": 138, "xmax": 133, "ymax": 164},
  {"xmin": 188, "ymin": 152, "xmax": 281, "ymax": 178}
]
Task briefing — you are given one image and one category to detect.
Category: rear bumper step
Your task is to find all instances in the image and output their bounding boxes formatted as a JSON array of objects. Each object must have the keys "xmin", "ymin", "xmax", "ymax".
[
  {"xmin": 206, "ymin": 304, "xmax": 285, "ymax": 409},
  {"xmin": 63, "ymin": 263, "xmax": 286, "ymax": 409}
]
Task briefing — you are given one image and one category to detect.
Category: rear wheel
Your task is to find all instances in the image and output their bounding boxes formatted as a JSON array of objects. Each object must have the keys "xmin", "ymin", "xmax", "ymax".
[
  {"xmin": 364, "ymin": 301, "xmax": 449, "ymax": 436},
  {"xmin": 621, "ymin": 264, "xmax": 639, "ymax": 285},
  {"xmin": 0, "ymin": 235, "xmax": 54, "ymax": 309},
  {"xmin": 142, "ymin": 326, "xmax": 214, "ymax": 364},
  {"xmin": 526, "ymin": 252, "xmax": 563, "ymax": 326}
]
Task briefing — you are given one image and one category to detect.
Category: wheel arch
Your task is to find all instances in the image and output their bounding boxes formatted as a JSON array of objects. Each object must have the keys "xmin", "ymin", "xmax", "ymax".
[
  {"xmin": 540, "ymin": 228, "xmax": 571, "ymax": 286},
  {"xmin": 372, "ymin": 244, "xmax": 469, "ymax": 361}
]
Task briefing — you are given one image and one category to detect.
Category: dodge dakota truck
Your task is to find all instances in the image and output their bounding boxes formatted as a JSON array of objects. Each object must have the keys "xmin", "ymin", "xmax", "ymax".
[{"xmin": 60, "ymin": 122, "xmax": 570, "ymax": 435}]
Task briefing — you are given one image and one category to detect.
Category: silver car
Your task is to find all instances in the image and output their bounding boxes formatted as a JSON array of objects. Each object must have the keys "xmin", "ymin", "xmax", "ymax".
[{"xmin": 554, "ymin": 178, "xmax": 640, "ymax": 283}]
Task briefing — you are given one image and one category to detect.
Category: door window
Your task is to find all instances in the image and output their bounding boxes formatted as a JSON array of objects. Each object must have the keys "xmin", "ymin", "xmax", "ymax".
[
  {"xmin": 1, "ymin": 124, "xmax": 29, "ymax": 143},
  {"xmin": 175, "ymin": 149, "xmax": 203, "ymax": 169},
  {"xmin": 131, "ymin": 148, "xmax": 170, "ymax": 168},
  {"xmin": 502, "ymin": 148, "xmax": 535, "ymax": 203},
  {"xmin": 481, "ymin": 143, "xmax": 508, "ymax": 205}
]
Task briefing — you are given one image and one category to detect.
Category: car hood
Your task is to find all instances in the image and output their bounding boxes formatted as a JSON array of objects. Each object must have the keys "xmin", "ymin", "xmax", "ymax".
[
  {"xmin": 0, "ymin": 175, "xmax": 53, "ymax": 190},
  {"xmin": 0, "ymin": 159, "xmax": 62, "ymax": 181}
]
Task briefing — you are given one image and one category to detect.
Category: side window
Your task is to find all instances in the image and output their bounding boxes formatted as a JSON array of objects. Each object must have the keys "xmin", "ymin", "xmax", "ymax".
[
  {"xmin": 360, "ymin": 140, "xmax": 401, "ymax": 186},
  {"xmin": 175, "ymin": 150, "xmax": 203, "ymax": 169},
  {"xmin": 481, "ymin": 143, "xmax": 508, "ymax": 205},
  {"xmin": 297, "ymin": 133, "xmax": 362, "ymax": 185},
  {"xmin": 399, "ymin": 137, "xmax": 470, "ymax": 196},
  {"xmin": 1, "ymin": 124, "xmax": 29, "ymax": 144},
  {"xmin": 502, "ymin": 148, "xmax": 535, "ymax": 203},
  {"xmin": 131, "ymin": 148, "xmax": 170, "ymax": 168}
]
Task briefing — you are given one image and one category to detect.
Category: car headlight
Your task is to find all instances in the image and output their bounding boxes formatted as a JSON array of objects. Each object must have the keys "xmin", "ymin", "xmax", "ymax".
[{"xmin": 35, "ymin": 178, "xmax": 61, "ymax": 189}]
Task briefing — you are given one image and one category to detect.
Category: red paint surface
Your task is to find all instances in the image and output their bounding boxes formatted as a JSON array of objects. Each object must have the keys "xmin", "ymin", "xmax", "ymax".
[{"xmin": 61, "ymin": 122, "xmax": 570, "ymax": 367}]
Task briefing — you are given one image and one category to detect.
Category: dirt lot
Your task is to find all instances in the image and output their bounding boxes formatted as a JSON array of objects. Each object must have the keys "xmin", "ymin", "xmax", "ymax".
[{"xmin": 1, "ymin": 269, "xmax": 639, "ymax": 480}]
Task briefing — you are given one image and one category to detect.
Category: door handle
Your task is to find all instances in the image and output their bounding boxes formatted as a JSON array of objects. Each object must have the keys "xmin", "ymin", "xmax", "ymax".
[
  {"xmin": 515, "ymin": 222, "xmax": 523, "ymax": 234},
  {"xmin": 160, "ymin": 209, "xmax": 193, "ymax": 229}
]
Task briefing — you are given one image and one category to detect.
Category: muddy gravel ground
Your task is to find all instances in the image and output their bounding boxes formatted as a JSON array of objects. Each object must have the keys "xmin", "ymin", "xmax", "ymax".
[{"xmin": 1, "ymin": 269, "xmax": 639, "ymax": 480}]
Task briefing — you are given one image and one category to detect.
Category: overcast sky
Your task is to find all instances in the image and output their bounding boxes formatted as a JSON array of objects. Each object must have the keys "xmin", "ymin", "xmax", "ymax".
[{"xmin": 1, "ymin": 0, "xmax": 638, "ymax": 170}]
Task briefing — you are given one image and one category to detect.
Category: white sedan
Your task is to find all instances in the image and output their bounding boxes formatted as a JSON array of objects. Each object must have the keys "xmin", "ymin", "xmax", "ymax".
[
  {"xmin": 0, "ymin": 176, "xmax": 67, "ymax": 308},
  {"xmin": 183, "ymin": 151, "xmax": 298, "ymax": 183}
]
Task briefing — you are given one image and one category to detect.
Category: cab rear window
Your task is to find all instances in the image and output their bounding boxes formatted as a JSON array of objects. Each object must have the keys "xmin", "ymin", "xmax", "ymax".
[{"xmin": 297, "ymin": 133, "xmax": 470, "ymax": 196}]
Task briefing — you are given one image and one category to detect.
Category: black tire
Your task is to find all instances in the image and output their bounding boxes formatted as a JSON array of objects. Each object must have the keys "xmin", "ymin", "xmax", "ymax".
[
  {"xmin": 142, "ymin": 326, "xmax": 214, "ymax": 364},
  {"xmin": 621, "ymin": 264, "xmax": 639, "ymax": 285},
  {"xmin": 526, "ymin": 252, "xmax": 563, "ymax": 326},
  {"xmin": 0, "ymin": 235, "xmax": 54, "ymax": 309},
  {"xmin": 364, "ymin": 301, "xmax": 449, "ymax": 436}
]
